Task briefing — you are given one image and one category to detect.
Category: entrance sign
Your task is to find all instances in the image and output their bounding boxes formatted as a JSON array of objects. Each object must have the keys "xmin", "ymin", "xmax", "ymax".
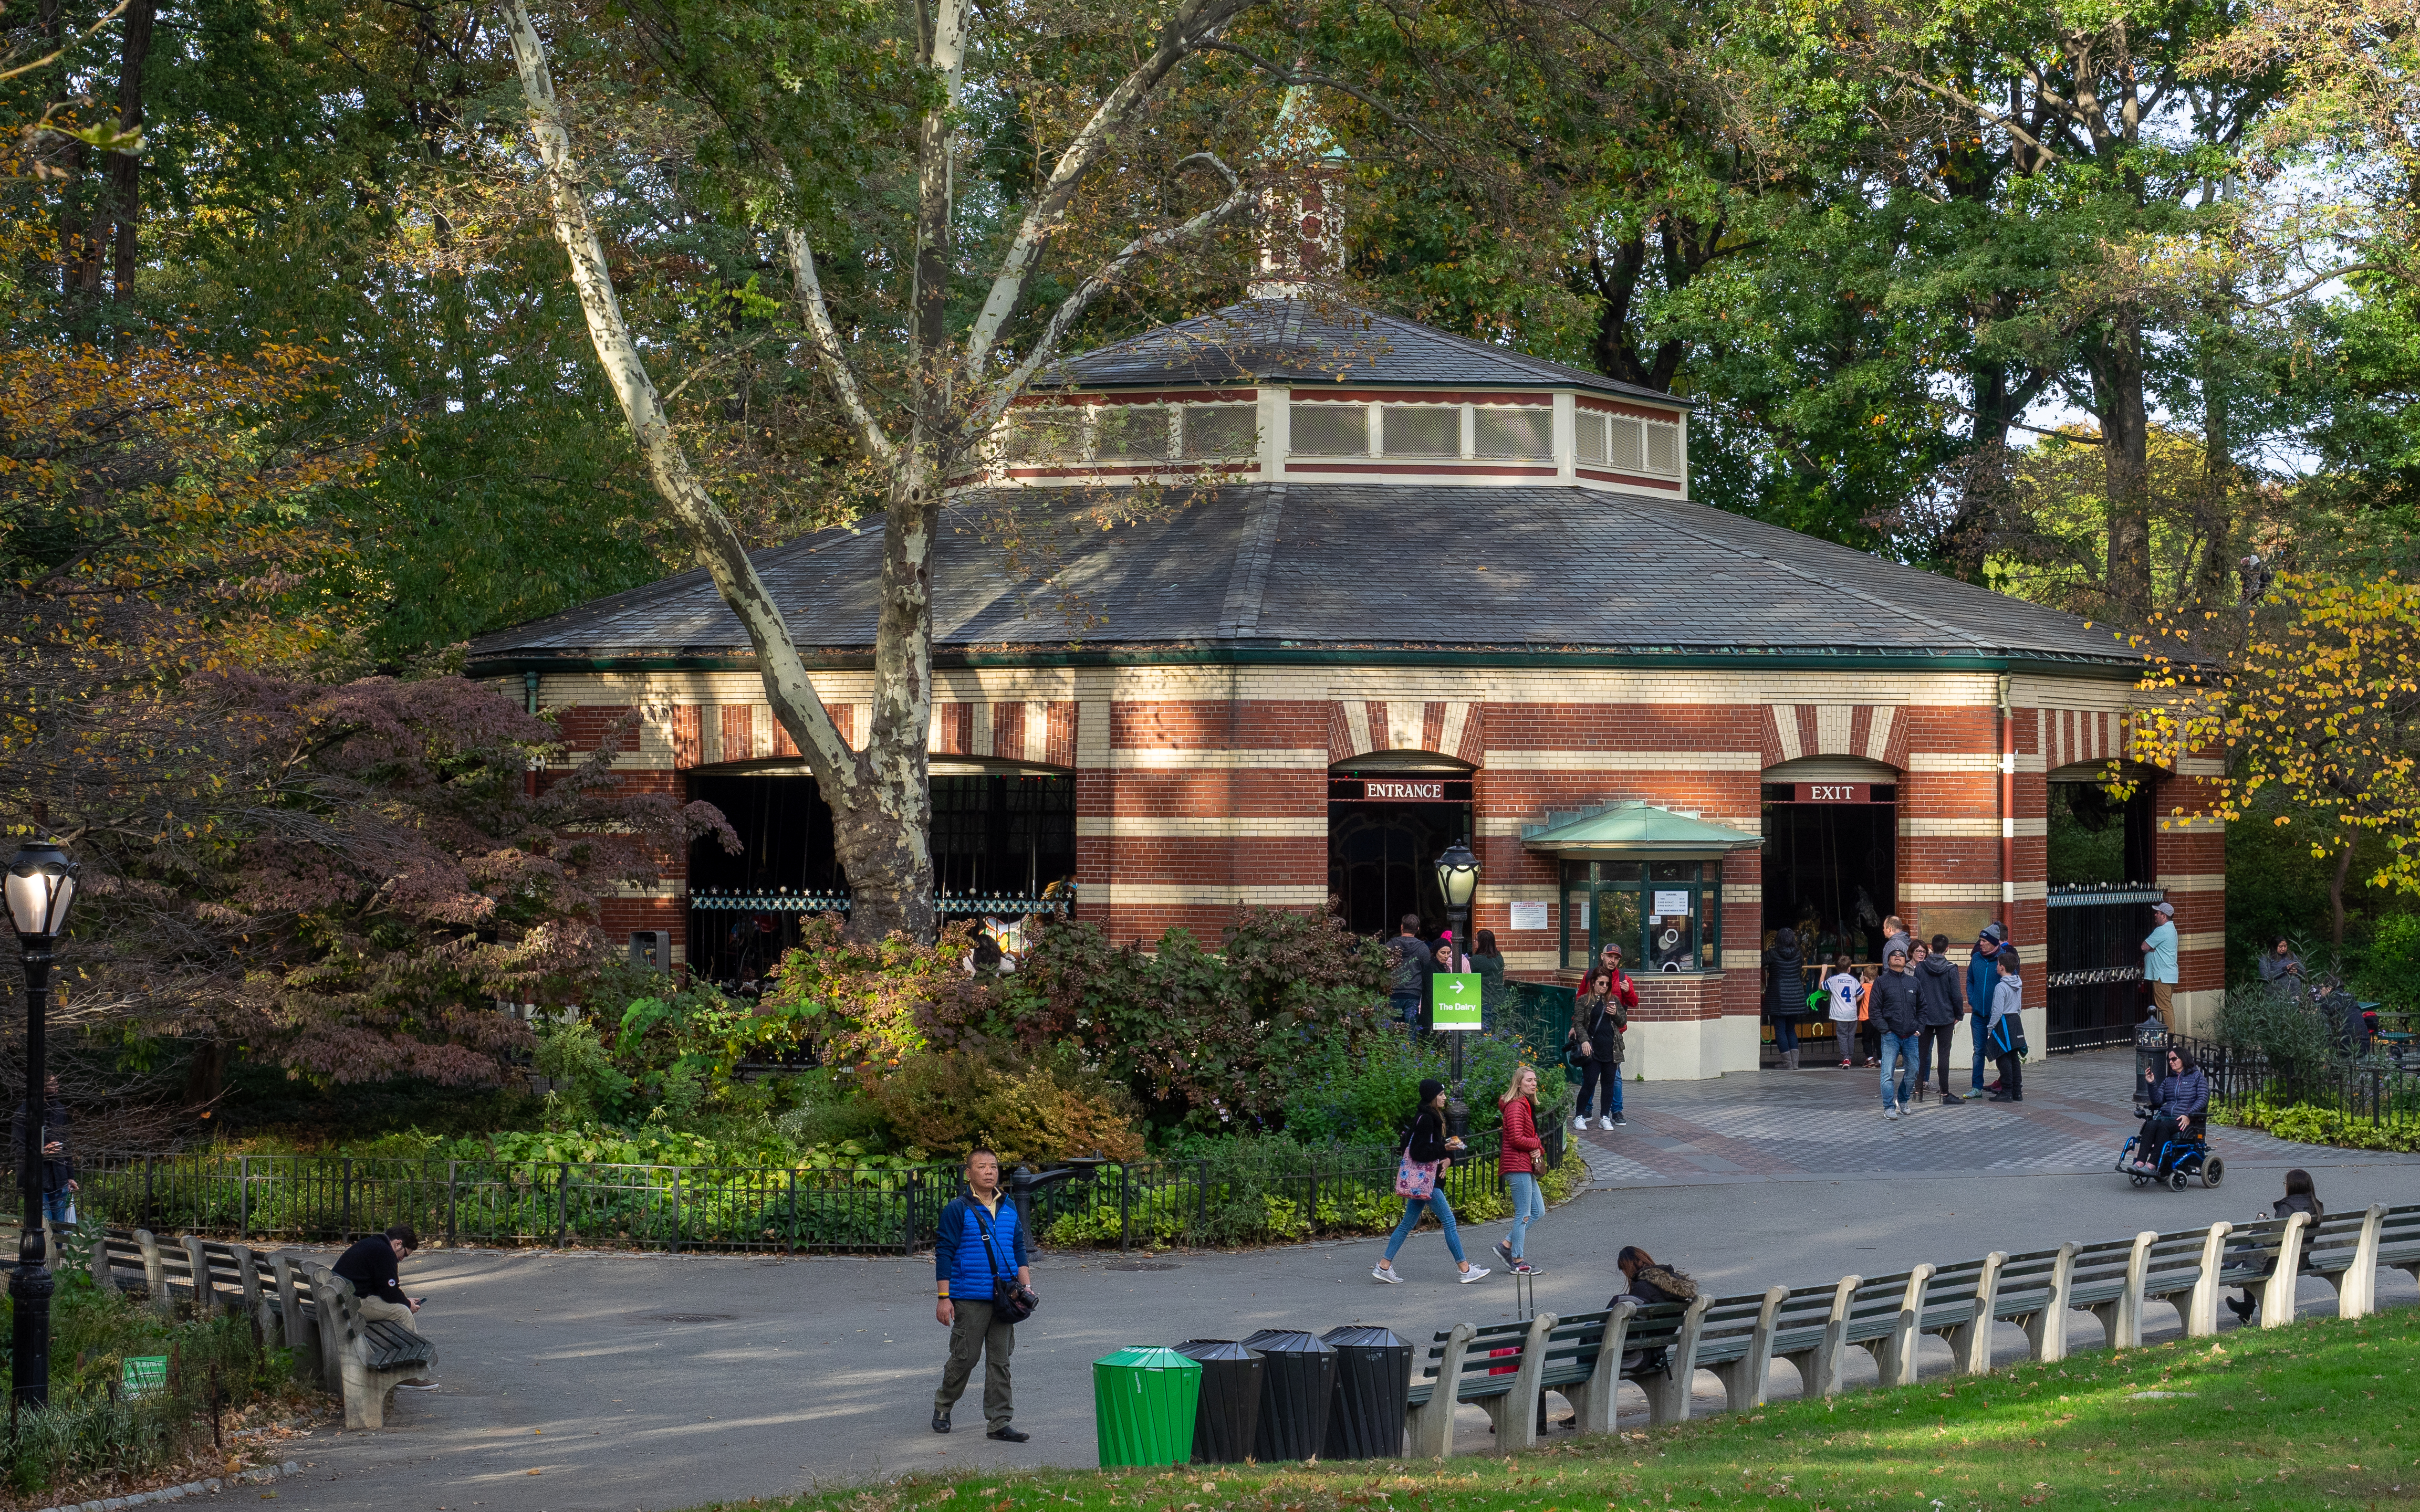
[
  {"xmin": 1508, "ymin": 900, "xmax": 1549, "ymax": 931},
  {"xmin": 1358, "ymin": 780, "xmax": 1445, "ymax": 801},
  {"xmin": 1432, "ymin": 972, "xmax": 1482, "ymax": 1030},
  {"xmin": 1651, "ymin": 889, "xmax": 1691, "ymax": 917},
  {"xmin": 1792, "ymin": 783, "xmax": 1873, "ymax": 803}
]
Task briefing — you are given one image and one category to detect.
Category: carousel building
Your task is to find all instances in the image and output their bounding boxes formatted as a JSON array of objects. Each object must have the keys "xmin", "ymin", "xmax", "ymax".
[{"xmin": 466, "ymin": 297, "xmax": 2225, "ymax": 1079}]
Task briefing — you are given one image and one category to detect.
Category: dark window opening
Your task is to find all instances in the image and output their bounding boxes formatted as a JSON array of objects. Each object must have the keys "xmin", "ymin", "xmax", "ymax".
[
  {"xmin": 1759, "ymin": 800, "xmax": 1896, "ymax": 963},
  {"xmin": 1329, "ymin": 801, "xmax": 1470, "ymax": 939}
]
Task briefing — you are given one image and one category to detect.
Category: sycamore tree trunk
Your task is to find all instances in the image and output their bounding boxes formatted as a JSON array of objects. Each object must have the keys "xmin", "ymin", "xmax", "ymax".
[
  {"xmin": 502, "ymin": 0, "xmax": 1250, "ymax": 942},
  {"xmin": 2090, "ymin": 309, "xmax": 2153, "ymax": 622}
]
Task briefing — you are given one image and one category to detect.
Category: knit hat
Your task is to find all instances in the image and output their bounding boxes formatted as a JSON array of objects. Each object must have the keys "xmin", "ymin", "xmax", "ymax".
[
  {"xmin": 1979, "ymin": 921, "xmax": 2007, "ymax": 944},
  {"xmin": 1417, "ymin": 1078, "xmax": 1447, "ymax": 1106}
]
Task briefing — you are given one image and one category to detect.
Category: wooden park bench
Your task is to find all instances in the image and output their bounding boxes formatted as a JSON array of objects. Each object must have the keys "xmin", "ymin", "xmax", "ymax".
[
  {"xmin": 1988, "ymin": 1242, "xmax": 2081, "ymax": 1362},
  {"xmin": 1770, "ymin": 1269, "xmax": 1933, "ymax": 1396},
  {"xmin": 1404, "ymin": 1315, "xmax": 1560, "ymax": 1456},
  {"xmin": 89, "ymin": 1225, "xmax": 431, "ymax": 1429},
  {"xmin": 2372, "ymin": 1203, "xmax": 2420, "ymax": 1295},
  {"xmin": 2301, "ymin": 1204, "xmax": 2388, "ymax": 1319},
  {"xmin": 302, "ymin": 1263, "xmax": 437, "ymax": 1431}
]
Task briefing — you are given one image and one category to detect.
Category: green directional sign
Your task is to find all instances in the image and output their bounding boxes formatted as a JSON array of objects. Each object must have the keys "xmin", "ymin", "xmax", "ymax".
[{"xmin": 1432, "ymin": 972, "xmax": 1482, "ymax": 1031}]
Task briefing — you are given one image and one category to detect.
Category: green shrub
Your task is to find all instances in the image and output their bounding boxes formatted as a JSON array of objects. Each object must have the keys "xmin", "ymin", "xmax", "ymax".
[
  {"xmin": 2215, "ymin": 980, "xmax": 2336, "ymax": 1075},
  {"xmin": 0, "ymin": 1278, "xmax": 297, "ymax": 1497},
  {"xmin": 2220, "ymin": 1098, "xmax": 2420, "ymax": 1152},
  {"xmin": 2356, "ymin": 915, "xmax": 2420, "ymax": 1008}
]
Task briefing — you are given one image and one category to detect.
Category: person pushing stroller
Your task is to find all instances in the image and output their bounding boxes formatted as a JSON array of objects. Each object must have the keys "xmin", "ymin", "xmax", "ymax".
[{"xmin": 2127, "ymin": 1045, "xmax": 2209, "ymax": 1177}]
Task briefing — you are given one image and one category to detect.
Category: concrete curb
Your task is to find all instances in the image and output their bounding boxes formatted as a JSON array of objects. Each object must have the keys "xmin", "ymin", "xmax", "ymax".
[{"xmin": 37, "ymin": 1458, "xmax": 304, "ymax": 1512}]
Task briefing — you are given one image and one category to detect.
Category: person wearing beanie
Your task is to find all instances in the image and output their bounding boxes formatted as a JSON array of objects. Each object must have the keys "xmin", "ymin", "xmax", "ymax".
[
  {"xmin": 1967, "ymin": 922, "xmax": 2006, "ymax": 1096},
  {"xmin": 1372, "ymin": 1079, "xmax": 1490, "ymax": 1285}
]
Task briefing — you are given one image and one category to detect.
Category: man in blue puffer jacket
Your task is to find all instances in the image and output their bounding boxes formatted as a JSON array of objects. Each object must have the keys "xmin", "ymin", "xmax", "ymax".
[
  {"xmin": 1966, "ymin": 923, "xmax": 2007, "ymax": 1096},
  {"xmin": 932, "ymin": 1148, "xmax": 1034, "ymax": 1441}
]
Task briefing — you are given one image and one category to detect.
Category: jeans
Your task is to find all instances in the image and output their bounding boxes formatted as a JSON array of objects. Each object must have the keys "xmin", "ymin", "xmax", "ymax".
[
  {"xmin": 1505, "ymin": 1172, "xmax": 1544, "ymax": 1258},
  {"xmin": 1773, "ymin": 1016, "xmax": 1799, "ymax": 1055},
  {"xmin": 1879, "ymin": 1031, "xmax": 1921, "ymax": 1109},
  {"xmin": 40, "ymin": 1190, "xmax": 71, "ymax": 1226},
  {"xmin": 1383, "ymin": 1187, "xmax": 1467, "ymax": 1265},
  {"xmin": 1577, "ymin": 1062, "xmax": 1623, "ymax": 1118},
  {"xmin": 1391, "ymin": 992, "xmax": 1422, "ymax": 1034}
]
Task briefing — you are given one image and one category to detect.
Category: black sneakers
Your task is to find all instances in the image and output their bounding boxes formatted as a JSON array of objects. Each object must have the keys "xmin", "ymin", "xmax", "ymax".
[
  {"xmin": 932, "ymin": 1409, "xmax": 951, "ymax": 1434},
  {"xmin": 987, "ymin": 1425, "xmax": 1031, "ymax": 1442}
]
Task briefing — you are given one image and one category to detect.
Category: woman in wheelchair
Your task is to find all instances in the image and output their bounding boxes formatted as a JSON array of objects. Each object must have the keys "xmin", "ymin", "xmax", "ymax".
[{"xmin": 2129, "ymin": 1045, "xmax": 2210, "ymax": 1175}]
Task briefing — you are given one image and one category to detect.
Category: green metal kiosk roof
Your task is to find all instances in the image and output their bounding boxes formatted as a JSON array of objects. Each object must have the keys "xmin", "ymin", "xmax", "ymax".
[{"xmin": 1520, "ymin": 802, "xmax": 1765, "ymax": 856}]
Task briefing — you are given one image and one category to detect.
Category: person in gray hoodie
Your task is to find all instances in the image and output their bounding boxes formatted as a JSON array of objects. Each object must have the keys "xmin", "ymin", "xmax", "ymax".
[{"xmin": 1912, "ymin": 935, "xmax": 1966, "ymax": 1105}]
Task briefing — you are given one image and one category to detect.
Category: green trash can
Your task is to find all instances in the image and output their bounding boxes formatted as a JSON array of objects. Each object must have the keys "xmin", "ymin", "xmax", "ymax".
[{"xmin": 1092, "ymin": 1346, "xmax": 1202, "ymax": 1467}]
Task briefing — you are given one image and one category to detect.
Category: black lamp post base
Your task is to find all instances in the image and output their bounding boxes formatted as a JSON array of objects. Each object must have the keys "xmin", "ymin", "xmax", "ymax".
[{"xmin": 11, "ymin": 1243, "xmax": 54, "ymax": 1408}]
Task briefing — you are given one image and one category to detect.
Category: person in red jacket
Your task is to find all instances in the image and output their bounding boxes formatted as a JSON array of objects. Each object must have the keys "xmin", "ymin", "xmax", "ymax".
[{"xmin": 1491, "ymin": 1065, "xmax": 1547, "ymax": 1274}]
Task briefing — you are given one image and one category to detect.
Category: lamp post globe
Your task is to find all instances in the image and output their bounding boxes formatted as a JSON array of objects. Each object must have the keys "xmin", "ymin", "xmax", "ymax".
[
  {"xmin": 1433, "ymin": 841, "xmax": 1480, "ymax": 1146},
  {"xmin": 8, "ymin": 839, "xmax": 76, "ymax": 1410}
]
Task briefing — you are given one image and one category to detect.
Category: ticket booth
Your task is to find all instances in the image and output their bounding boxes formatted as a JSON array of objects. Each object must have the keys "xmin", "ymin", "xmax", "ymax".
[{"xmin": 1521, "ymin": 802, "xmax": 1762, "ymax": 975}]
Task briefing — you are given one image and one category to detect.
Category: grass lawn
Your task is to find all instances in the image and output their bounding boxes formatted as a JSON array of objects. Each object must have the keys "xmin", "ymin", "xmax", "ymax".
[{"xmin": 785, "ymin": 1307, "xmax": 2420, "ymax": 1512}]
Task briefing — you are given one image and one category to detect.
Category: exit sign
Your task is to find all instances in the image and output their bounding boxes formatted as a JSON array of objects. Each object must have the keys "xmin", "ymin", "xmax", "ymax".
[{"xmin": 1794, "ymin": 783, "xmax": 1873, "ymax": 803}]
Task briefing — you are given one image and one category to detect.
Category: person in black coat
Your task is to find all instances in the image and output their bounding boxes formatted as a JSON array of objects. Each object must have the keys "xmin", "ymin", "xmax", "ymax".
[
  {"xmin": 1912, "ymin": 937, "xmax": 1967, "ymax": 1104},
  {"xmin": 1372, "ymin": 1079, "xmax": 1489, "ymax": 1285},
  {"xmin": 2228, "ymin": 1169, "xmax": 2323, "ymax": 1322},
  {"xmin": 1765, "ymin": 929, "xmax": 1809, "ymax": 1070},
  {"xmin": 331, "ymin": 1224, "xmax": 425, "ymax": 1332},
  {"xmin": 1871, "ymin": 948, "xmax": 1925, "ymax": 1118}
]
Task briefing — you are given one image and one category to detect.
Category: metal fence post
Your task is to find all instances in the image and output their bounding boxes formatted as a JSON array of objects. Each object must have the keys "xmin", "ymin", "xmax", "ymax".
[
  {"xmin": 1118, "ymin": 1164, "xmax": 1131, "ymax": 1252},
  {"xmin": 898, "ymin": 1170, "xmax": 915, "ymax": 1254},
  {"xmin": 1196, "ymin": 1159, "xmax": 1209, "ymax": 1242},
  {"xmin": 791, "ymin": 1168, "xmax": 802, "ymax": 1253},
  {"xmin": 1306, "ymin": 1159, "xmax": 1318, "ymax": 1235},
  {"xmin": 446, "ymin": 1160, "xmax": 458, "ymax": 1248},
  {"xmin": 143, "ymin": 1156, "xmax": 154, "ymax": 1228},
  {"xmin": 237, "ymin": 1155, "xmax": 248, "ymax": 1238},
  {"xmin": 557, "ymin": 1163, "xmax": 569, "ymax": 1248},
  {"xmin": 669, "ymin": 1166, "xmax": 682, "ymax": 1254},
  {"xmin": 342, "ymin": 1157, "xmax": 354, "ymax": 1238}
]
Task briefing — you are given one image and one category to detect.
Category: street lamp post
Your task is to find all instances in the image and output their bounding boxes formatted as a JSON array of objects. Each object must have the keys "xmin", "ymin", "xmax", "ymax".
[
  {"xmin": 1433, "ymin": 841, "xmax": 1480, "ymax": 1150},
  {"xmin": 6, "ymin": 841, "xmax": 76, "ymax": 1410}
]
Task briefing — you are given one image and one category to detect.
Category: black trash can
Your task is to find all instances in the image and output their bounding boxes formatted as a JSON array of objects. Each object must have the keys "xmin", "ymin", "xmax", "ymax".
[
  {"xmin": 1238, "ymin": 1328, "xmax": 1336, "ymax": 1462},
  {"xmin": 1173, "ymin": 1340, "xmax": 1264, "ymax": 1464},
  {"xmin": 1318, "ymin": 1325, "xmax": 1411, "ymax": 1459}
]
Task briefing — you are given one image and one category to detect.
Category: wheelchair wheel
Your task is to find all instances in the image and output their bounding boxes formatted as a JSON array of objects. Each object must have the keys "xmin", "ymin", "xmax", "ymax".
[
  {"xmin": 2202, "ymin": 1156, "xmax": 2225, "ymax": 1189},
  {"xmin": 2169, "ymin": 1168, "xmax": 2191, "ymax": 1192},
  {"xmin": 2129, "ymin": 1172, "xmax": 2150, "ymax": 1188}
]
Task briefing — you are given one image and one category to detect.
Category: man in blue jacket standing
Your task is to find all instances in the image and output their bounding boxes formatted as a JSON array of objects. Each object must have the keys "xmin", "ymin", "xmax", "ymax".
[
  {"xmin": 1966, "ymin": 924, "xmax": 2006, "ymax": 1096},
  {"xmin": 933, "ymin": 1148, "xmax": 1033, "ymax": 1442}
]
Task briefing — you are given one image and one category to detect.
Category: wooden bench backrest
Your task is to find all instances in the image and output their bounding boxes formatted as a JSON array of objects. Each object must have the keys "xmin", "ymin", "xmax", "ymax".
[
  {"xmin": 1838, "ymin": 1269, "xmax": 1924, "ymax": 1334},
  {"xmin": 1420, "ymin": 1321, "xmax": 1529, "ymax": 1388},
  {"xmin": 2064, "ymin": 1236, "xmax": 2141, "ymax": 1288},
  {"xmin": 1994, "ymin": 1246, "xmax": 2067, "ymax": 1304}
]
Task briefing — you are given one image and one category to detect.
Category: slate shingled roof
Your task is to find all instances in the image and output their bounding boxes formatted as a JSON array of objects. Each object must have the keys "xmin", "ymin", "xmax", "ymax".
[
  {"xmin": 1028, "ymin": 298, "xmax": 1686, "ymax": 407},
  {"xmin": 464, "ymin": 484, "xmax": 2140, "ymax": 672}
]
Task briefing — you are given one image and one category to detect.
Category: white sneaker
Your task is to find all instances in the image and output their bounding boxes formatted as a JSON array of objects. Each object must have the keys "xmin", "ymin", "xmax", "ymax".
[
  {"xmin": 1884, "ymin": 1106, "xmax": 1900, "ymax": 1120},
  {"xmin": 1458, "ymin": 1266, "xmax": 1491, "ymax": 1284},
  {"xmin": 1597, "ymin": 1115, "xmax": 1614, "ymax": 1130},
  {"xmin": 1371, "ymin": 1265, "xmax": 1402, "ymax": 1284},
  {"xmin": 1572, "ymin": 1115, "xmax": 1588, "ymax": 1130}
]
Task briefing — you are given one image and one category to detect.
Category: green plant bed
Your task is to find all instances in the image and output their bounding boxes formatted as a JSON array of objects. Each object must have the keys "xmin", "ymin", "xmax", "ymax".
[
  {"xmin": 2218, "ymin": 1099, "xmax": 2420, "ymax": 1152},
  {"xmin": 0, "ymin": 1268, "xmax": 309, "ymax": 1499},
  {"xmin": 763, "ymin": 1306, "xmax": 2420, "ymax": 1512}
]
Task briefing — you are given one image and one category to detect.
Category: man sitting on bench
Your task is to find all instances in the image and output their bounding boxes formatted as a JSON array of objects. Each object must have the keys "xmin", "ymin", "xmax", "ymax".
[
  {"xmin": 334, "ymin": 1224, "xmax": 426, "ymax": 1332},
  {"xmin": 2130, "ymin": 1046, "xmax": 2208, "ymax": 1175}
]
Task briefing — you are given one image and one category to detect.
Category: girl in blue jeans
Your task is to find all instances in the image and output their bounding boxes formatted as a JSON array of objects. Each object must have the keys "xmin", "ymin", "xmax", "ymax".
[
  {"xmin": 1372, "ymin": 1079, "xmax": 1491, "ymax": 1285},
  {"xmin": 1491, "ymin": 1065, "xmax": 1546, "ymax": 1274}
]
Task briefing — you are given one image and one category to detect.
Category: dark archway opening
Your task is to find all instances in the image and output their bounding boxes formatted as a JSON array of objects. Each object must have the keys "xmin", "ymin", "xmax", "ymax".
[
  {"xmin": 1327, "ymin": 765, "xmax": 1473, "ymax": 939},
  {"xmin": 1758, "ymin": 790, "xmax": 1898, "ymax": 964}
]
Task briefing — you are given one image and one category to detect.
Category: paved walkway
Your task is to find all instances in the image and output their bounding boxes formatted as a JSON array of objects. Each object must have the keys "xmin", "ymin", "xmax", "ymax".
[
  {"xmin": 248, "ymin": 1050, "xmax": 2420, "ymax": 1512},
  {"xmin": 1572, "ymin": 1045, "xmax": 2396, "ymax": 1185}
]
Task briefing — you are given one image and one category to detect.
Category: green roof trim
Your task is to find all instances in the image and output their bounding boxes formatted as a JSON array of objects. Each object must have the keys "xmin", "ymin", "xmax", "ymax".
[{"xmin": 1521, "ymin": 801, "xmax": 1766, "ymax": 855}]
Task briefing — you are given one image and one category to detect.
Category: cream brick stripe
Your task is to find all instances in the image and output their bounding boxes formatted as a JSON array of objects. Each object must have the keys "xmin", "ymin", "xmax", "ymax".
[
  {"xmin": 1905, "ymin": 752, "xmax": 2048, "ymax": 773},
  {"xmin": 1077, "ymin": 816, "xmax": 1327, "ymax": 837},
  {"xmin": 1483, "ymin": 750, "xmax": 1764, "ymax": 771},
  {"xmin": 2153, "ymin": 873, "xmax": 2225, "ymax": 893},
  {"xmin": 1105, "ymin": 748, "xmax": 1332, "ymax": 769},
  {"xmin": 1091, "ymin": 884, "xmax": 1328, "ymax": 905},
  {"xmin": 1904, "ymin": 881, "xmax": 2050, "ymax": 903},
  {"xmin": 1901, "ymin": 818, "xmax": 2048, "ymax": 837}
]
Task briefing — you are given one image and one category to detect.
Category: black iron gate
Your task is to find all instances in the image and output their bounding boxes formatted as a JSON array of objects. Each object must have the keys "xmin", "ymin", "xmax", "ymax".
[{"xmin": 2044, "ymin": 884, "xmax": 2162, "ymax": 1052}]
